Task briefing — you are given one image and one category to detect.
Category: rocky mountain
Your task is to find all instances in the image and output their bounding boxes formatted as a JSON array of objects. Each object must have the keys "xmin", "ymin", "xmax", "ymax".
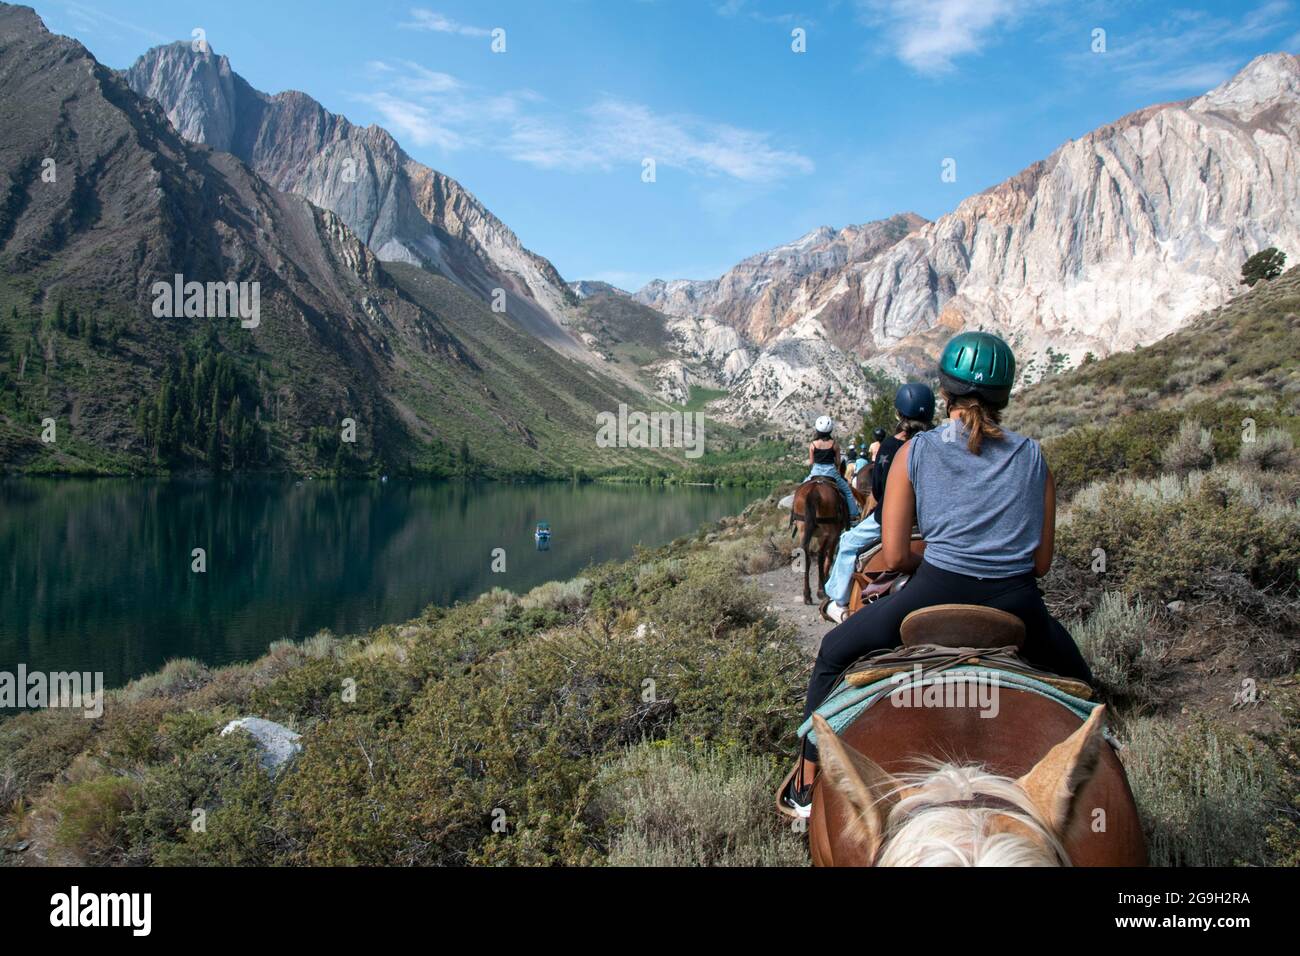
[
  {"xmin": 636, "ymin": 213, "xmax": 926, "ymax": 346},
  {"xmin": 123, "ymin": 41, "xmax": 588, "ymax": 362},
  {"xmin": 641, "ymin": 54, "xmax": 1300, "ymax": 383},
  {"xmin": 123, "ymin": 38, "xmax": 890, "ymax": 431},
  {"xmin": 572, "ymin": 285, "xmax": 869, "ymax": 428},
  {"xmin": 0, "ymin": 5, "xmax": 673, "ymax": 475},
  {"xmin": 569, "ymin": 280, "xmax": 628, "ymax": 299}
]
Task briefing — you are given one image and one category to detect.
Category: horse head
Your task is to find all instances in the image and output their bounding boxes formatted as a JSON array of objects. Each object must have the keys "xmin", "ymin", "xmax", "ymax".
[{"xmin": 812, "ymin": 706, "xmax": 1110, "ymax": 866}]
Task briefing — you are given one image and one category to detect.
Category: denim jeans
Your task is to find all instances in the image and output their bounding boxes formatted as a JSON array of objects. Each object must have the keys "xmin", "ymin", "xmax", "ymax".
[
  {"xmin": 806, "ymin": 463, "xmax": 859, "ymax": 519},
  {"xmin": 825, "ymin": 513, "xmax": 882, "ymax": 605}
]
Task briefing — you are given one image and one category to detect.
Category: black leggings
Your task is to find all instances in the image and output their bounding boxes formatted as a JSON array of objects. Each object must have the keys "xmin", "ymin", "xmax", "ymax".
[{"xmin": 802, "ymin": 561, "xmax": 1092, "ymax": 733}]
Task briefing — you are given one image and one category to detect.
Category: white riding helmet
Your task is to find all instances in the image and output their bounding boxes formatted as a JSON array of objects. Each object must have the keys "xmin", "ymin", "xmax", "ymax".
[{"xmin": 814, "ymin": 415, "xmax": 834, "ymax": 434}]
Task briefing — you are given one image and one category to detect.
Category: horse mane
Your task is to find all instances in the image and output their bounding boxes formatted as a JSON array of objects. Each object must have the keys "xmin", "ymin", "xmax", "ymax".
[{"xmin": 875, "ymin": 760, "xmax": 1071, "ymax": 867}]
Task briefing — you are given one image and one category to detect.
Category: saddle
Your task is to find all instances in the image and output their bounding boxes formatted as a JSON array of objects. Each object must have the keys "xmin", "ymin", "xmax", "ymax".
[
  {"xmin": 847, "ymin": 535, "xmax": 925, "ymax": 612},
  {"xmin": 841, "ymin": 619, "xmax": 1093, "ymax": 701},
  {"xmin": 901, "ymin": 604, "xmax": 1025, "ymax": 649}
]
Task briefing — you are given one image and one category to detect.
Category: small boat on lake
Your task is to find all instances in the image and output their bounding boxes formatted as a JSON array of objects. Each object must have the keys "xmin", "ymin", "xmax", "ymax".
[{"xmin": 534, "ymin": 521, "xmax": 552, "ymax": 542}]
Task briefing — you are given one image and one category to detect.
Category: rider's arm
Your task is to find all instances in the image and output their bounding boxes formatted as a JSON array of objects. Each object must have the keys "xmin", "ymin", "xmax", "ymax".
[
  {"xmin": 807, "ymin": 442, "xmax": 815, "ymax": 466},
  {"xmin": 881, "ymin": 443, "xmax": 921, "ymax": 573},
  {"xmin": 1033, "ymin": 466, "xmax": 1056, "ymax": 578}
]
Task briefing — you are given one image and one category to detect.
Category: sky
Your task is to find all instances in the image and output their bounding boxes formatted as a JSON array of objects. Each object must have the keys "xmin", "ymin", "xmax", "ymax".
[{"xmin": 29, "ymin": 0, "xmax": 1300, "ymax": 291}]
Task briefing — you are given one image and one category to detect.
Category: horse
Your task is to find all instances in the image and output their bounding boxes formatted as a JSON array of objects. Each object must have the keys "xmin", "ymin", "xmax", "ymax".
[
  {"xmin": 790, "ymin": 478, "xmax": 849, "ymax": 605},
  {"xmin": 848, "ymin": 462, "xmax": 873, "ymax": 513},
  {"xmin": 807, "ymin": 700, "xmax": 1148, "ymax": 866}
]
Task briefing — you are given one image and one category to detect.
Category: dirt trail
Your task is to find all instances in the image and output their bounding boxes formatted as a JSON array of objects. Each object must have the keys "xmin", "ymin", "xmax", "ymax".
[{"xmin": 749, "ymin": 566, "xmax": 829, "ymax": 655}]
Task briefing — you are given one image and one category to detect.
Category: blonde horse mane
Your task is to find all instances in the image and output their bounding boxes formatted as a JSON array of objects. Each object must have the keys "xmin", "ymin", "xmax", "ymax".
[{"xmin": 874, "ymin": 760, "xmax": 1071, "ymax": 867}]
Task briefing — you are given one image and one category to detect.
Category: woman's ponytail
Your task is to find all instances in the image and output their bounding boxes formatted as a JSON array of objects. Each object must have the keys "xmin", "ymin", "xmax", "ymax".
[{"xmin": 944, "ymin": 393, "xmax": 1004, "ymax": 454}]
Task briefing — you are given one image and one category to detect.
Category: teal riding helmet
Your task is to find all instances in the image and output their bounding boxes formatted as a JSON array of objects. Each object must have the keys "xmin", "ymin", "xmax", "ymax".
[{"xmin": 938, "ymin": 331, "xmax": 1016, "ymax": 408}]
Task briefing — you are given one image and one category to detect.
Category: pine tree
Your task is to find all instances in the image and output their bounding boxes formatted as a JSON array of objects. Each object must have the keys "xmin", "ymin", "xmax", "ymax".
[
  {"xmin": 206, "ymin": 429, "xmax": 221, "ymax": 471},
  {"xmin": 1241, "ymin": 248, "xmax": 1286, "ymax": 286}
]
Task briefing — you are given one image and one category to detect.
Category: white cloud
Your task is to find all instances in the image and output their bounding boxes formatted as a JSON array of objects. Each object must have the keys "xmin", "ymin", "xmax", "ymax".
[
  {"xmin": 506, "ymin": 96, "xmax": 815, "ymax": 182},
  {"xmin": 352, "ymin": 92, "xmax": 467, "ymax": 150},
  {"xmin": 55, "ymin": 0, "xmax": 170, "ymax": 43},
  {"xmin": 367, "ymin": 60, "xmax": 461, "ymax": 95},
  {"xmin": 354, "ymin": 63, "xmax": 813, "ymax": 184},
  {"xmin": 1074, "ymin": 1, "xmax": 1298, "ymax": 95},
  {"xmin": 401, "ymin": 8, "xmax": 492, "ymax": 38},
  {"xmin": 1126, "ymin": 60, "xmax": 1241, "ymax": 96},
  {"xmin": 856, "ymin": 0, "xmax": 1037, "ymax": 74}
]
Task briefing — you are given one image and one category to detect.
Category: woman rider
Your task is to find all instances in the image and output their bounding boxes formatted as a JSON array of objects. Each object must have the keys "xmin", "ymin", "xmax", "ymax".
[
  {"xmin": 820, "ymin": 383, "xmax": 935, "ymax": 625},
  {"xmin": 867, "ymin": 426, "xmax": 888, "ymax": 463},
  {"xmin": 781, "ymin": 331, "xmax": 1092, "ymax": 818},
  {"xmin": 804, "ymin": 415, "xmax": 860, "ymax": 523}
]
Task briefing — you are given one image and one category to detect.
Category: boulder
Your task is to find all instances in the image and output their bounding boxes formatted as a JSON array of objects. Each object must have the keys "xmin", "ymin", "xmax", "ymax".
[{"xmin": 221, "ymin": 717, "xmax": 302, "ymax": 772}]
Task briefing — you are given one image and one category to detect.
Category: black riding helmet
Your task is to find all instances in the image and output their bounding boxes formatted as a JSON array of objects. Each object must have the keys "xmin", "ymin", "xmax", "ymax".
[
  {"xmin": 894, "ymin": 383, "xmax": 935, "ymax": 422},
  {"xmin": 872, "ymin": 427, "xmax": 887, "ymax": 442}
]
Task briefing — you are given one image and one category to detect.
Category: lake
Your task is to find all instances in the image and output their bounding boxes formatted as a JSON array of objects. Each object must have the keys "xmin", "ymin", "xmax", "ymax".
[{"xmin": 0, "ymin": 479, "xmax": 756, "ymax": 692}]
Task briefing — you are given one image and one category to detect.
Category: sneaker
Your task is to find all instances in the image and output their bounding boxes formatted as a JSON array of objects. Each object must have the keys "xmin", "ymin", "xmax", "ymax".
[
  {"xmin": 819, "ymin": 599, "xmax": 850, "ymax": 625},
  {"xmin": 781, "ymin": 777, "xmax": 813, "ymax": 819}
]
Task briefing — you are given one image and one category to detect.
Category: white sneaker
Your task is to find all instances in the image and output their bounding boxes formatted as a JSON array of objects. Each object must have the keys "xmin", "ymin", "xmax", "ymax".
[{"xmin": 820, "ymin": 600, "xmax": 850, "ymax": 625}]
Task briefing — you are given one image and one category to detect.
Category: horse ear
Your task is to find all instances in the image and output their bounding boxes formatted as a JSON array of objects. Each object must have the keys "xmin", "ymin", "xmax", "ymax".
[
  {"xmin": 1017, "ymin": 705, "xmax": 1108, "ymax": 839},
  {"xmin": 812, "ymin": 714, "xmax": 898, "ymax": 856}
]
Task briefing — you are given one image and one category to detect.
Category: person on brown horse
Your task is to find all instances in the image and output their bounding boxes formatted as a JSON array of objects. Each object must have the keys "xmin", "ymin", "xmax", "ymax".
[
  {"xmin": 802, "ymin": 415, "xmax": 860, "ymax": 524},
  {"xmin": 790, "ymin": 415, "xmax": 858, "ymax": 604},
  {"xmin": 782, "ymin": 331, "xmax": 1094, "ymax": 821}
]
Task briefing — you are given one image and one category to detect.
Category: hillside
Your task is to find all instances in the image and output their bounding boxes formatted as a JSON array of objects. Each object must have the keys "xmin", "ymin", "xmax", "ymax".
[
  {"xmin": 1010, "ymin": 264, "xmax": 1300, "ymax": 435},
  {"xmin": 123, "ymin": 41, "xmax": 590, "ymax": 369},
  {"xmin": 0, "ymin": 5, "xmax": 695, "ymax": 477},
  {"xmin": 1007, "ymin": 264, "xmax": 1300, "ymax": 497}
]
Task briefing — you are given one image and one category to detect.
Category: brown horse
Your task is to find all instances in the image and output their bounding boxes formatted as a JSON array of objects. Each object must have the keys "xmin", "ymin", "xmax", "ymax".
[
  {"xmin": 790, "ymin": 478, "xmax": 848, "ymax": 605},
  {"xmin": 808, "ymin": 702, "xmax": 1147, "ymax": 866}
]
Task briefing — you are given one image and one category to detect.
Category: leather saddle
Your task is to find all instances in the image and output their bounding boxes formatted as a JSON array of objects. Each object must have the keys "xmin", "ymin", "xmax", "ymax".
[
  {"xmin": 900, "ymin": 603, "xmax": 1026, "ymax": 650},
  {"xmin": 848, "ymin": 535, "xmax": 924, "ymax": 612}
]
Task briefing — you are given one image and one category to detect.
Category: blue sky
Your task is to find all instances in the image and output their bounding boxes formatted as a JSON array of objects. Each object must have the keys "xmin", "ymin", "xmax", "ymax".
[{"xmin": 31, "ymin": 0, "xmax": 1300, "ymax": 290}]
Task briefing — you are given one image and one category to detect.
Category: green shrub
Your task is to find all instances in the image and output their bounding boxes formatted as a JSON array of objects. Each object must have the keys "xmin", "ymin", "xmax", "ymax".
[
  {"xmin": 519, "ymin": 576, "xmax": 591, "ymax": 612},
  {"xmin": 1240, "ymin": 427, "xmax": 1294, "ymax": 471},
  {"xmin": 268, "ymin": 553, "xmax": 806, "ymax": 866},
  {"xmin": 124, "ymin": 730, "xmax": 277, "ymax": 866},
  {"xmin": 1122, "ymin": 718, "xmax": 1278, "ymax": 866},
  {"xmin": 1056, "ymin": 469, "xmax": 1300, "ymax": 619},
  {"xmin": 120, "ymin": 658, "xmax": 213, "ymax": 704},
  {"xmin": 597, "ymin": 741, "xmax": 807, "ymax": 866},
  {"xmin": 1072, "ymin": 593, "xmax": 1166, "ymax": 706},
  {"xmin": 0, "ymin": 709, "xmax": 96, "ymax": 805},
  {"xmin": 1160, "ymin": 418, "xmax": 1214, "ymax": 475},
  {"xmin": 53, "ymin": 775, "xmax": 139, "ymax": 862}
]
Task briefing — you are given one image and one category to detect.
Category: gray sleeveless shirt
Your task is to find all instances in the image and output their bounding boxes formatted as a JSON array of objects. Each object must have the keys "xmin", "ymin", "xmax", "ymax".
[{"xmin": 906, "ymin": 421, "xmax": 1047, "ymax": 578}]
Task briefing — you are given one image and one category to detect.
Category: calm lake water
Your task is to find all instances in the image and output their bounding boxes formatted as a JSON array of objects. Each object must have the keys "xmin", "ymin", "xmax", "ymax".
[{"xmin": 0, "ymin": 479, "xmax": 755, "ymax": 691}]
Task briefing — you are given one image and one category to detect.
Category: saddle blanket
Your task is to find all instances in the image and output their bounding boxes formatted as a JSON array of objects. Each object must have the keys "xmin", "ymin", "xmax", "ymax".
[{"xmin": 799, "ymin": 651, "xmax": 1100, "ymax": 748}]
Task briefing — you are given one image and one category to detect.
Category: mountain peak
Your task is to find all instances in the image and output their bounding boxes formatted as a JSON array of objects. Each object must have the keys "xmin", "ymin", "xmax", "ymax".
[
  {"xmin": 1192, "ymin": 52, "xmax": 1300, "ymax": 119},
  {"xmin": 123, "ymin": 39, "xmax": 592, "ymax": 362}
]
